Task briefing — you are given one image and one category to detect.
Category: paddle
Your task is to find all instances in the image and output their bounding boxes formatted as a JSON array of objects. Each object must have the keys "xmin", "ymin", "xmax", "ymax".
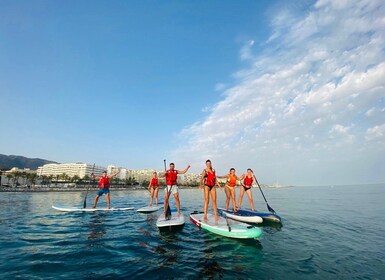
[
  {"xmin": 83, "ymin": 163, "xmax": 95, "ymax": 208},
  {"xmin": 164, "ymin": 159, "xmax": 173, "ymax": 220},
  {"xmin": 253, "ymin": 175, "xmax": 276, "ymax": 214},
  {"xmin": 223, "ymin": 213, "xmax": 232, "ymax": 232}
]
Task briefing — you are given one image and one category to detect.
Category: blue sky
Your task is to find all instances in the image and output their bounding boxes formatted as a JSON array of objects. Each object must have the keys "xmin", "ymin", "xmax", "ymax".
[{"xmin": 1, "ymin": 0, "xmax": 384, "ymax": 185}]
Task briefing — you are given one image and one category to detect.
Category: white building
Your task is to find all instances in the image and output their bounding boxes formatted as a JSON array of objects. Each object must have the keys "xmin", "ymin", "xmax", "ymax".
[
  {"xmin": 107, "ymin": 165, "xmax": 128, "ymax": 180},
  {"xmin": 37, "ymin": 163, "xmax": 106, "ymax": 178}
]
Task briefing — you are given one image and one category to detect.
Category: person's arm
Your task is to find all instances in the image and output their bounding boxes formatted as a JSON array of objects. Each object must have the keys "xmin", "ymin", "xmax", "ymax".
[
  {"xmin": 109, "ymin": 169, "xmax": 121, "ymax": 178},
  {"xmin": 91, "ymin": 173, "xmax": 100, "ymax": 181},
  {"xmin": 177, "ymin": 164, "xmax": 191, "ymax": 175},
  {"xmin": 238, "ymin": 174, "xmax": 246, "ymax": 186},
  {"xmin": 199, "ymin": 170, "xmax": 206, "ymax": 190},
  {"xmin": 216, "ymin": 178, "xmax": 222, "ymax": 191},
  {"xmin": 216, "ymin": 175, "xmax": 228, "ymax": 179},
  {"xmin": 148, "ymin": 179, "xmax": 152, "ymax": 189}
]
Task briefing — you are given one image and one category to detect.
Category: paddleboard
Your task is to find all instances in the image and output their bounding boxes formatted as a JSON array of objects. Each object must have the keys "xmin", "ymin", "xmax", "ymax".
[
  {"xmin": 137, "ymin": 205, "xmax": 162, "ymax": 213},
  {"xmin": 217, "ymin": 208, "xmax": 263, "ymax": 224},
  {"xmin": 156, "ymin": 210, "xmax": 185, "ymax": 229},
  {"xmin": 190, "ymin": 212, "xmax": 263, "ymax": 239},
  {"xmin": 52, "ymin": 205, "xmax": 134, "ymax": 212},
  {"xmin": 229, "ymin": 208, "xmax": 282, "ymax": 223}
]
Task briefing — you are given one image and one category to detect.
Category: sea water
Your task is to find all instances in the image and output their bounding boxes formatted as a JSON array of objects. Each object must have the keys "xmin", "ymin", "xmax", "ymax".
[{"xmin": 0, "ymin": 184, "xmax": 384, "ymax": 279}]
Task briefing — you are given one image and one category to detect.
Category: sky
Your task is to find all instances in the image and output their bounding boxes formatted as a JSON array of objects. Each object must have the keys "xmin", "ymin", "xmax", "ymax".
[{"xmin": 0, "ymin": 0, "xmax": 384, "ymax": 186}]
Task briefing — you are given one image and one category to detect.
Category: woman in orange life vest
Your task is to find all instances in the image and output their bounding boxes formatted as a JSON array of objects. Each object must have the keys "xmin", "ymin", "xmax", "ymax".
[
  {"xmin": 199, "ymin": 159, "xmax": 222, "ymax": 221},
  {"xmin": 238, "ymin": 168, "xmax": 257, "ymax": 211},
  {"xmin": 163, "ymin": 162, "xmax": 191, "ymax": 218},
  {"xmin": 148, "ymin": 171, "xmax": 160, "ymax": 206},
  {"xmin": 92, "ymin": 169, "xmax": 120, "ymax": 209},
  {"xmin": 217, "ymin": 168, "xmax": 242, "ymax": 212}
]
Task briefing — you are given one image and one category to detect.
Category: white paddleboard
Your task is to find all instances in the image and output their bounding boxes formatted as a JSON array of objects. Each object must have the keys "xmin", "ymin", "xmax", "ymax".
[
  {"xmin": 190, "ymin": 212, "xmax": 263, "ymax": 239},
  {"xmin": 52, "ymin": 205, "xmax": 134, "ymax": 212},
  {"xmin": 156, "ymin": 211, "xmax": 185, "ymax": 228},
  {"xmin": 137, "ymin": 205, "xmax": 162, "ymax": 213},
  {"xmin": 218, "ymin": 208, "xmax": 263, "ymax": 223}
]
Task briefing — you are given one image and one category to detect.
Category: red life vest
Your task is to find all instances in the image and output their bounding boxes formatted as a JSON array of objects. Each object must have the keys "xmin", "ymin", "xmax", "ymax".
[
  {"xmin": 205, "ymin": 169, "xmax": 216, "ymax": 187},
  {"xmin": 99, "ymin": 177, "xmax": 110, "ymax": 188},
  {"xmin": 150, "ymin": 178, "xmax": 159, "ymax": 187},
  {"xmin": 166, "ymin": 169, "xmax": 178, "ymax": 185},
  {"xmin": 243, "ymin": 176, "xmax": 253, "ymax": 187}
]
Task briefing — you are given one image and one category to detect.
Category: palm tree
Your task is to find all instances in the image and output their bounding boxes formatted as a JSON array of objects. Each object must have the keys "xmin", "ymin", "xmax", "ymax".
[
  {"xmin": 6, "ymin": 173, "xmax": 12, "ymax": 185},
  {"xmin": 30, "ymin": 173, "xmax": 37, "ymax": 187},
  {"xmin": 48, "ymin": 175, "xmax": 54, "ymax": 187}
]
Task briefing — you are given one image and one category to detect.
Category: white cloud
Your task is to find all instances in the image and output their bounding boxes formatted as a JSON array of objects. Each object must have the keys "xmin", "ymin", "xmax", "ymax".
[
  {"xmin": 365, "ymin": 124, "xmax": 385, "ymax": 141},
  {"xmin": 173, "ymin": 0, "xmax": 385, "ymax": 185}
]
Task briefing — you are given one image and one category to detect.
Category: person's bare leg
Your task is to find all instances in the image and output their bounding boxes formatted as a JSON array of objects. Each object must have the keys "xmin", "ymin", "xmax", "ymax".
[
  {"xmin": 106, "ymin": 193, "xmax": 110, "ymax": 209},
  {"xmin": 210, "ymin": 187, "xmax": 218, "ymax": 222},
  {"xmin": 155, "ymin": 188, "xmax": 159, "ymax": 206},
  {"xmin": 174, "ymin": 192, "xmax": 181, "ymax": 216},
  {"xmin": 203, "ymin": 186, "xmax": 210, "ymax": 221},
  {"xmin": 225, "ymin": 187, "xmax": 230, "ymax": 211},
  {"xmin": 150, "ymin": 187, "xmax": 154, "ymax": 206},
  {"xmin": 93, "ymin": 195, "xmax": 100, "ymax": 208},
  {"xmin": 246, "ymin": 189, "xmax": 254, "ymax": 211},
  {"xmin": 238, "ymin": 187, "xmax": 245, "ymax": 210}
]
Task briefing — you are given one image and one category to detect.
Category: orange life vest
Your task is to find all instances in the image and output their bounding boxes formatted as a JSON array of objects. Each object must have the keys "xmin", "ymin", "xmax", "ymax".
[
  {"xmin": 166, "ymin": 169, "xmax": 178, "ymax": 185},
  {"xmin": 227, "ymin": 174, "xmax": 237, "ymax": 187},
  {"xmin": 205, "ymin": 169, "xmax": 216, "ymax": 187}
]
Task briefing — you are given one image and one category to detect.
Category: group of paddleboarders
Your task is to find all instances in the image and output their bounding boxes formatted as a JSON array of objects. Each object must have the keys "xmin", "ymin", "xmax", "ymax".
[
  {"xmin": 90, "ymin": 161, "xmax": 256, "ymax": 221},
  {"xmin": 200, "ymin": 160, "xmax": 257, "ymax": 221}
]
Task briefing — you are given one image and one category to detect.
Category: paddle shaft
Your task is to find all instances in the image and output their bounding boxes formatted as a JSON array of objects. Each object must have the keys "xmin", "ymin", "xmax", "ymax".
[
  {"xmin": 164, "ymin": 160, "xmax": 173, "ymax": 219},
  {"xmin": 253, "ymin": 175, "xmax": 276, "ymax": 214},
  {"xmin": 83, "ymin": 163, "xmax": 95, "ymax": 208}
]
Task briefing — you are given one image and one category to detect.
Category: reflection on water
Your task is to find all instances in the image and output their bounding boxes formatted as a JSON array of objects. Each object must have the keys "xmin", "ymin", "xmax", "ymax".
[{"xmin": 87, "ymin": 213, "xmax": 107, "ymax": 242}]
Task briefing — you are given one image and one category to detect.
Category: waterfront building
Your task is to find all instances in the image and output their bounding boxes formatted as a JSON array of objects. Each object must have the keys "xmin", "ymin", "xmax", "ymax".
[{"xmin": 37, "ymin": 163, "xmax": 105, "ymax": 179}]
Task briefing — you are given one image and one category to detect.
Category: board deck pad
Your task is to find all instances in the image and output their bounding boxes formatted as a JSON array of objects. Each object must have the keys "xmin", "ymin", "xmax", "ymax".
[
  {"xmin": 52, "ymin": 205, "xmax": 134, "ymax": 212},
  {"xmin": 156, "ymin": 210, "xmax": 185, "ymax": 228},
  {"xmin": 190, "ymin": 212, "xmax": 262, "ymax": 239}
]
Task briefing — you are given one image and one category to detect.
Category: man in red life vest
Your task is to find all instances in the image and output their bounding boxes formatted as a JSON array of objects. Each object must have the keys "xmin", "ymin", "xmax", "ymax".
[
  {"xmin": 163, "ymin": 162, "xmax": 190, "ymax": 218},
  {"xmin": 92, "ymin": 169, "xmax": 120, "ymax": 209}
]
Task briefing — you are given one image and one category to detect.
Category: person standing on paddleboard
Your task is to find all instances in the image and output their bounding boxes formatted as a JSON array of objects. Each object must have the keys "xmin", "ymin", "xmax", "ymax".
[
  {"xmin": 200, "ymin": 159, "xmax": 222, "ymax": 222},
  {"xmin": 148, "ymin": 172, "xmax": 160, "ymax": 206},
  {"xmin": 92, "ymin": 169, "xmax": 120, "ymax": 209},
  {"xmin": 237, "ymin": 168, "xmax": 256, "ymax": 211},
  {"xmin": 218, "ymin": 168, "xmax": 242, "ymax": 212},
  {"xmin": 163, "ymin": 163, "xmax": 190, "ymax": 218}
]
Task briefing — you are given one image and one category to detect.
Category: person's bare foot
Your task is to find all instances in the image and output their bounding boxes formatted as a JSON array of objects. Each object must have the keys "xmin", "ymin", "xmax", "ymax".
[{"xmin": 203, "ymin": 216, "xmax": 208, "ymax": 222}]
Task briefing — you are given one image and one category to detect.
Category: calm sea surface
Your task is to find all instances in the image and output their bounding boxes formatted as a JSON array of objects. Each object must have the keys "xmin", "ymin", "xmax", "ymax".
[{"xmin": 0, "ymin": 184, "xmax": 384, "ymax": 279}]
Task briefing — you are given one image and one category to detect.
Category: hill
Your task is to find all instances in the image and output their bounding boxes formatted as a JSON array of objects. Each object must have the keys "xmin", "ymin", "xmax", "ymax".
[{"xmin": 0, "ymin": 154, "xmax": 58, "ymax": 170}]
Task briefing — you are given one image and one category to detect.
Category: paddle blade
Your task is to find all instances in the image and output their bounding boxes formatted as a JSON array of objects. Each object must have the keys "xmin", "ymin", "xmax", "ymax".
[
  {"xmin": 267, "ymin": 204, "xmax": 276, "ymax": 214},
  {"xmin": 83, "ymin": 199, "xmax": 87, "ymax": 209},
  {"xmin": 165, "ymin": 205, "xmax": 171, "ymax": 220}
]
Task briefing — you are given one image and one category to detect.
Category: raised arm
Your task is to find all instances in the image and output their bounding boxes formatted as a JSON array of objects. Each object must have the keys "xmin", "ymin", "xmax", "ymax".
[
  {"xmin": 91, "ymin": 173, "xmax": 100, "ymax": 181},
  {"xmin": 177, "ymin": 164, "xmax": 191, "ymax": 175},
  {"xmin": 109, "ymin": 169, "xmax": 121, "ymax": 178}
]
